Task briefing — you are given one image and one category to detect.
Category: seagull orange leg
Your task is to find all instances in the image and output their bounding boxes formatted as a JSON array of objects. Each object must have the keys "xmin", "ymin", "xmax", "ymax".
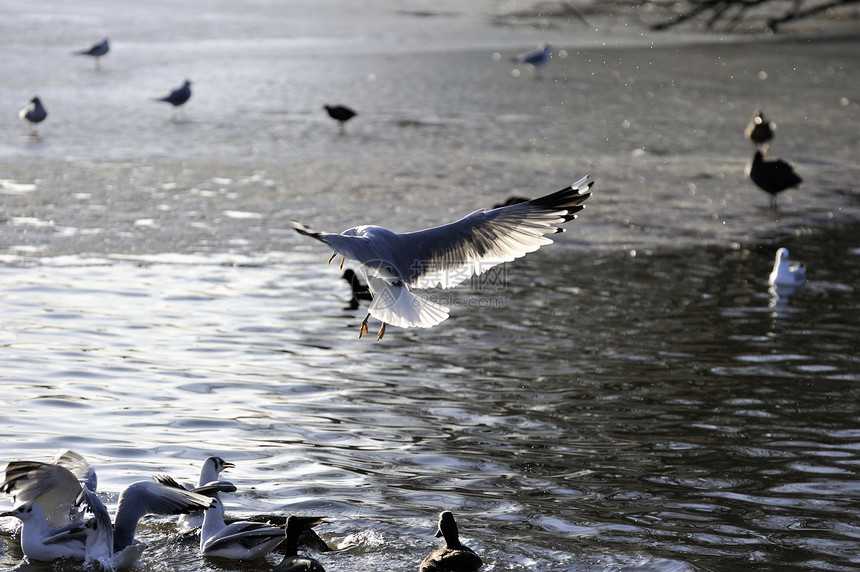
[
  {"xmin": 376, "ymin": 323, "xmax": 387, "ymax": 342},
  {"xmin": 328, "ymin": 252, "xmax": 337, "ymax": 265},
  {"xmin": 359, "ymin": 313, "xmax": 370, "ymax": 339}
]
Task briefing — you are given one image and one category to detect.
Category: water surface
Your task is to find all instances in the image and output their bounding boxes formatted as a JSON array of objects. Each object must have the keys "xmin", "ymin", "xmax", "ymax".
[{"xmin": 2, "ymin": 1, "xmax": 860, "ymax": 571}]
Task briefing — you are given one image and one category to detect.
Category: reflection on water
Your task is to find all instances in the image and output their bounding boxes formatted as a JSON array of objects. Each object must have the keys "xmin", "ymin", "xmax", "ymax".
[{"xmin": 1, "ymin": 225, "xmax": 859, "ymax": 570}]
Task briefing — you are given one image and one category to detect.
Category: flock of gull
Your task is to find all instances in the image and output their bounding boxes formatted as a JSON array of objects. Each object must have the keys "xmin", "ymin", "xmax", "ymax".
[
  {"xmin": 1, "ymin": 451, "xmax": 481, "ymax": 571},
  {"xmin": 17, "ymin": 38, "xmax": 360, "ymax": 134},
  {"xmin": 7, "ymin": 38, "xmax": 809, "ymax": 570},
  {"xmin": 16, "ymin": 39, "xmax": 808, "ymax": 334}
]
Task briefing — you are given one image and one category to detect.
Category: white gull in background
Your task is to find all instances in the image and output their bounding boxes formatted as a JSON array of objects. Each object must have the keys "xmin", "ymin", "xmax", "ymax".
[
  {"xmin": 769, "ymin": 247, "xmax": 806, "ymax": 291},
  {"xmin": 293, "ymin": 175, "xmax": 593, "ymax": 340},
  {"xmin": 200, "ymin": 496, "xmax": 290, "ymax": 560},
  {"xmin": 0, "ymin": 502, "xmax": 86, "ymax": 562},
  {"xmin": 81, "ymin": 482, "xmax": 214, "ymax": 570}
]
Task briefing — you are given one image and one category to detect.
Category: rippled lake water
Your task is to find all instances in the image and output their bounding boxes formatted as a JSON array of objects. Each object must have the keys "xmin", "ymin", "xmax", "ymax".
[{"xmin": 2, "ymin": 1, "xmax": 860, "ymax": 571}]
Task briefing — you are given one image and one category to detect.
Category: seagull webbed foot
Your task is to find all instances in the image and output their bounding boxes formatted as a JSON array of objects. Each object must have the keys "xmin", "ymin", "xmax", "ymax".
[
  {"xmin": 359, "ymin": 313, "xmax": 370, "ymax": 339},
  {"xmin": 376, "ymin": 323, "xmax": 387, "ymax": 342}
]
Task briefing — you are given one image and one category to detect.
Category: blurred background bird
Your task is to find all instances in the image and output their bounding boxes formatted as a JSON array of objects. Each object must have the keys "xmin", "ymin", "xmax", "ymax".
[
  {"xmin": 323, "ymin": 104, "xmax": 357, "ymax": 134},
  {"xmin": 155, "ymin": 80, "xmax": 192, "ymax": 118},
  {"xmin": 75, "ymin": 38, "xmax": 109, "ymax": 70},
  {"xmin": 744, "ymin": 110, "xmax": 775, "ymax": 151},
  {"xmin": 19, "ymin": 96, "xmax": 47, "ymax": 136},
  {"xmin": 746, "ymin": 150, "xmax": 801, "ymax": 210}
]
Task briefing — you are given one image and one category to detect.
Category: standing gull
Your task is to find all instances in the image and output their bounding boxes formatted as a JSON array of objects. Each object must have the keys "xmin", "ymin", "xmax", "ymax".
[
  {"xmin": 746, "ymin": 150, "xmax": 801, "ymax": 210},
  {"xmin": 19, "ymin": 96, "xmax": 47, "ymax": 135},
  {"xmin": 292, "ymin": 175, "xmax": 593, "ymax": 340},
  {"xmin": 420, "ymin": 511, "xmax": 482, "ymax": 572},
  {"xmin": 155, "ymin": 80, "xmax": 192, "ymax": 117},
  {"xmin": 323, "ymin": 104, "xmax": 357, "ymax": 134},
  {"xmin": 744, "ymin": 111, "xmax": 775, "ymax": 150},
  {"xmin": 76, "ymin": 38, "xmax": 109, "ymax": 69}
]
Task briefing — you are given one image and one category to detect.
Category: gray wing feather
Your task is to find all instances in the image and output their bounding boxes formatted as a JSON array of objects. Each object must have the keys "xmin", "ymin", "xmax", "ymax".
[{"xmin": 405, "ymin": 176, "xmax": 592, "ymax": 288}]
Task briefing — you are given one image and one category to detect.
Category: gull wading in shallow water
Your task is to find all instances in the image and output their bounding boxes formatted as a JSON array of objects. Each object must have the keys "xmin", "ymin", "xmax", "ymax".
[{"xmin": 292, "ymin": 175, "xmax": 593, "ymax": 340}]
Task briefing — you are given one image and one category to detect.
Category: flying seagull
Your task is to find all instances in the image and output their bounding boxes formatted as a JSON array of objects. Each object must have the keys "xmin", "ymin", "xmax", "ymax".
[
  {"xmin": 19, "ymin": 96, "xmax": 47, "ymax": 135},
  {"xmin": 292, "ymin": 175, "xmax": 593, "ymax": 340},
  {"xmin": 76, "ymin": 38, "xmax": 109, "ymax": 69},
  {"xmin": 746, "ymin": 150, "xmax": 801, "ymax": 210},
  {"xmin": 420, "ymin": 511, "xmax": 482, "ymax": 572}
]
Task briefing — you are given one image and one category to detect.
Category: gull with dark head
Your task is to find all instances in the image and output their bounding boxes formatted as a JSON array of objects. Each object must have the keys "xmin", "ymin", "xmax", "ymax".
[
  {"xmin": 2, "ymin": 449, "xmax": 96, "ymax": 527},
  {"xmin": 293, "ymin": 176, "xmax": 593, "ymax": 340},
  {"xmin": 76, "ymin": 38, "xmax": 109, "ymax": 69},
  {"xmin": 155, "ymin": 80, "xmax": 192, "ymax": 117},
  {"xmin": 152, "ymin": 456, "xmax": 234, "ymax": 530},
  {"xmin": 0, "ymin": 502, "xmax": 86, "ymax": 562},
  {"xmin": 200, "ymin": 496, "xmax": 292, "ymax": 560},
  {"xmin": 19, "ymin": 96, "xmax": 47, "ymax": 135}
]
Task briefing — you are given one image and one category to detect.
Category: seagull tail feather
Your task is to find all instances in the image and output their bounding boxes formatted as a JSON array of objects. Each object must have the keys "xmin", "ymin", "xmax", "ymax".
[{"xmin": 368, "ymin": 283, "xmax": 449, "ymax": 329}]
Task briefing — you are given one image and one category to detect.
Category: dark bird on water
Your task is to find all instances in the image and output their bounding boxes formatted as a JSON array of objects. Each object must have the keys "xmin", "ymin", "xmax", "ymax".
[
  {"xmin": 746, "ymin": 150, "xmax": 801, "ymax": 210},
  {"xmin": 420, "ymin": 511, "xmax": 483, "ymax": 572},
  {"xmin": 744, "ymin": 111, "xmax": 775, "ymax": 150},
  {"xmin": 76, "ymin": 38, "xmax": 109, "ymax": 69},
  {"xmin": 155, "ymin": 80, "xmax": 192, "ymax": 116},
  {"xmin": 323, "ymin": 104, "xmax": 357, "ymax": 133},
  {"xmin": 272, "ymin": 516, "xmax": 326, "ymax": 572},
  {"xmin": 341, "ymin": 269, "xmax": 373, "ymax": 310},
  {"xmin": 19, "ymin": 96, "xmax": 47, "ymax": 135},
  {"xmin": 512, "ymin": 43, "xmax": 551, "ymax": 69}
]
